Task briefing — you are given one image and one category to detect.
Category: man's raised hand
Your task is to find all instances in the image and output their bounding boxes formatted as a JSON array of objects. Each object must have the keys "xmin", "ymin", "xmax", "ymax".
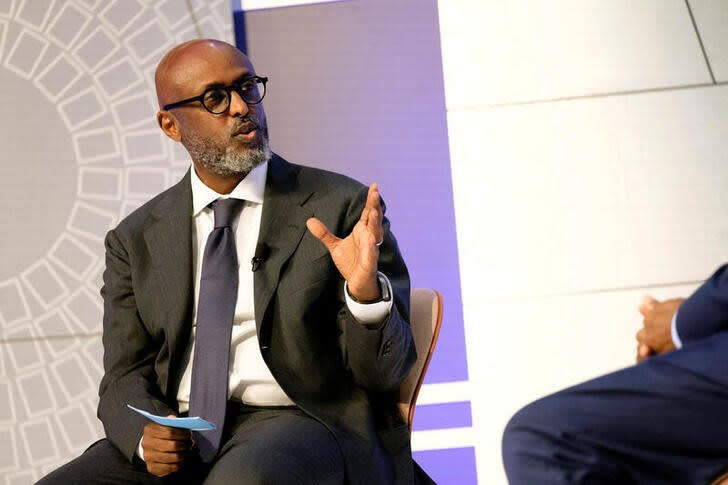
[{"xmin": 306, "ymin": 183, "xmax": 383, "ymax": 302}]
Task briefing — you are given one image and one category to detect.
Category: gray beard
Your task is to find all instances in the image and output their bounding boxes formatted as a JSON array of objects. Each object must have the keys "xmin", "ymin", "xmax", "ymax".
[{"xmin": 184, "ymin": 132, "xmax": 272, "ymax": 177}]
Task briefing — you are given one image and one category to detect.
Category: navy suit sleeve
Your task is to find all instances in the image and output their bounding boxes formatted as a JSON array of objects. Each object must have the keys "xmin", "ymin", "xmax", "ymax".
[{"xmin": 675, "ymin": 264, "xmax": 728, "ymax": 346}]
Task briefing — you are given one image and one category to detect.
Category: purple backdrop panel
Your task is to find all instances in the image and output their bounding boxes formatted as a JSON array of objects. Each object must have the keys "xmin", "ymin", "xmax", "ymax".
[
  {"xmin": 234, "ymin": 4, "xmax": 476, "ymax": 481},
  {"xmin": 412, "ymin": 401, "xmax": 472, "ymax": 431},
  {"xmin": 414, "ymin": 447, "xmax": 478, "ymax": 485},
  {"xmin": 233, "ymin": 10, "xmax": 247, "ymax": 55},
  {"xmin": 236, "ymin": 0, "xmax": 467, "ymax": 384}
]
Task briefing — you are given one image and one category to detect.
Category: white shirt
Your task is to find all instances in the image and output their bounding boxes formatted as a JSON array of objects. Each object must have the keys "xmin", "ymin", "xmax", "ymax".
[
  {"xmin": 671, "ymin": 311, "xmax": 683, "ymax": 348},
  {"xmin": 176, "ymin": 161, "xmax": 290, "ymax": 410}
]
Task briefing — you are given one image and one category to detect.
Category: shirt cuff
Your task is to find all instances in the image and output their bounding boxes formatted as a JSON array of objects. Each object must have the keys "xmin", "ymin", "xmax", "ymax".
[
  {"xmin": 137, "ymin": 436, "xmax": 145, "ymax": 462},
  {"xmin": 344, "ymin": 272, "xmax": 393, "ymax": 325},
  {"xmin": 671, "ymin": 309, "xmax": 683, "ymax": 349}
]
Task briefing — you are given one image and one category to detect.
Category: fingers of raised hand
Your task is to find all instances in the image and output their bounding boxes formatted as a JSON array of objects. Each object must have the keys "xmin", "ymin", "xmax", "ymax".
[
  {"xmin": 366, "ymin": 209, "xmax": 383, "ymax": 246},
  {"xmin": 360, "ymin": 183, "xmax": 379, "ymax": 217},
  {"xmin": 362, "ymin": 183, "xmax": 383, "ymax": 244}
]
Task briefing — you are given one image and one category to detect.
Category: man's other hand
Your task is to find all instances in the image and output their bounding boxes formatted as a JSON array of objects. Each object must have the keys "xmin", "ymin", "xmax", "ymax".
[
  {"xmin": 306, "ymin": 183, "xmax": 383, "ymax": 302},
  {"xmin": 635, "ymin": 295, "xmax": 685, "ymax": 363},
  {"xmin": 141, "ymin": 419, "xmax": 193, "ymax": 477}
]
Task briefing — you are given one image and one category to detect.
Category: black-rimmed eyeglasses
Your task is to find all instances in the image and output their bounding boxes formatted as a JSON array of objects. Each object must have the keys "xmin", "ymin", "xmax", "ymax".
[{"xmin": 162, "ymin": 76, "xmax": 268, "ymax": 114}]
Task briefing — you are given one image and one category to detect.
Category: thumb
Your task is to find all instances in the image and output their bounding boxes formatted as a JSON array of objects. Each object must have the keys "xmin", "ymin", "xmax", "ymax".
[
  {"xmin": 306, "ymin": 217, "xmax": 339, "ymax": 252},
  {"xmin": 639, "ymin": 294, "xmax": 656, "ymax": 315}
]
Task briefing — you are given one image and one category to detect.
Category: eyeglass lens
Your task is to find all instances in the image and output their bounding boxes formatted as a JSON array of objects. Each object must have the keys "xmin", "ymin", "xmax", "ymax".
[{"xmin": 202, "ymin": 79, "xmax": 265, "ymax": 114}]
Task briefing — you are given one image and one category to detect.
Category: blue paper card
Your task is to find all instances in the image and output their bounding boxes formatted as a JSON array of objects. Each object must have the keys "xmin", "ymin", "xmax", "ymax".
[{"xmin": 126, "ymin": 404, "xmax": 216, "ymax": 431}]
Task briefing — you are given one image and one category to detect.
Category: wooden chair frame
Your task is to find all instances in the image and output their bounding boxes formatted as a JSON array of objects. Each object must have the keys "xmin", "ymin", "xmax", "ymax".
[{"xmin": 397, "ymin": 289, "xmax": 444, "ymax": 433}]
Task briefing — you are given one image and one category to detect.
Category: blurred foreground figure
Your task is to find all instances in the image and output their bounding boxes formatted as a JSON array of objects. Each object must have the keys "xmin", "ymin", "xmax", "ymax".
[
  {"xmin": 39, "ymin": 39, "xmax": 430, "ymax": 484},
  {"xmin": 503, "ymin": 265, "xmax": 728, "ymax": 484}
]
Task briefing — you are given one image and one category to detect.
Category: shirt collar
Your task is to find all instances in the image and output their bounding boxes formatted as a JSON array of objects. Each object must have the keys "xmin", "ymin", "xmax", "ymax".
[{"xmin": 190, "ymin": 161, "xmax": 268, "ymax": 216}]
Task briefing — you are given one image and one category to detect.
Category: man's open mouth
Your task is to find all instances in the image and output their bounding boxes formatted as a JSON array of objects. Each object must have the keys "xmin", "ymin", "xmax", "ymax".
[{"xmin": 233, "ymin": 122, "xmax": 257, "ymax": 137}]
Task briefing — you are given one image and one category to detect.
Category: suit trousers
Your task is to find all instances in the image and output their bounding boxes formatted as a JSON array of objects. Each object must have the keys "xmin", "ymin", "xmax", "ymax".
[
  {"xmin": 38, "ymin": 405, "xmax": 345, "ymax": 485},
  {"xmin": 502, "ymin": 331, "xmax": 728, "ymax": 484}
]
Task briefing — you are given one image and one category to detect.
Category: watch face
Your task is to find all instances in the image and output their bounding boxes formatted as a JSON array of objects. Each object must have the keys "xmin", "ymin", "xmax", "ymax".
[{"xmin": 378, "ymin": 275, "xmax": 392, "ymax": 302}]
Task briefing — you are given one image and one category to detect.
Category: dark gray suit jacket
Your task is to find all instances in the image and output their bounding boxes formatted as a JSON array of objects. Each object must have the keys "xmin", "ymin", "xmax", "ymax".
[{"xmin": 96, "ymin": 154, "xmax": 417, "ymax": 484}]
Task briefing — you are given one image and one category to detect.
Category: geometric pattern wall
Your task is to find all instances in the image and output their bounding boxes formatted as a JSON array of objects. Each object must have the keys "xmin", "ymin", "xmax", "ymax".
[{"xmin": 0, "ymin": 1, "xmax": 233, "ymax": 482}]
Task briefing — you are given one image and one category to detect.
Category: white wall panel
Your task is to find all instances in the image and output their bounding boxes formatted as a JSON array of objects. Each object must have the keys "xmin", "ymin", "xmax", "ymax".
[
  {"xmin": 450, "ymin": 86, "xmax": 728, "ymax": 303},
  {"xmin": 689, "ymin": 0, "xmax": 728, "ymax": 81},
  {"xmin": 440, "ymin": 1, "xmax": 728, "ymax": 482},
  {"xmin": 438, "ymin": 0, "xmax": 711, "ymax": 108},
  {"xmin": 466, "ymin": 282, "xmax": 699, "ymax": 483}
]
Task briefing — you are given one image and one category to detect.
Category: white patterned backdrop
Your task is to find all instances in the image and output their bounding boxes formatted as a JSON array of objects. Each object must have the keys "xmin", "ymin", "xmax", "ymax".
[{"xmin": 0, "ymin": 1, "xmax": 233, "ymax": 482}]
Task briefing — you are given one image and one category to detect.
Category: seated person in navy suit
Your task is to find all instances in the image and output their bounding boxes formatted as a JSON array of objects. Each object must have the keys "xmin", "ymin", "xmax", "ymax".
[{"xmin": 503, "ymin": 264, "xmax": 728, "ymax": 484}]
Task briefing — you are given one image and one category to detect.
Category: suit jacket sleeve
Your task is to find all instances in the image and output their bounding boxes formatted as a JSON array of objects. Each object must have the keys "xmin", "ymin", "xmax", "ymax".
[
  {"xmin": 97, "ymin": 228, "xmax": 176, "ymax": 462},
  {"xmin": 675, "ymin": 263, "xmax": 728, "ymax": 346},
  {"xmin": 336, "ymin": 186, "xmax": 417, "ymax": 393}
]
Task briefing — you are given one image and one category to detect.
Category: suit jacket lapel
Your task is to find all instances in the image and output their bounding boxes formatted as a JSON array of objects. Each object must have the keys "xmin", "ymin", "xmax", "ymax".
[
  {"xmin": 254, "ymin": 155, "xmax": 314, "ymax": 341},
  {"xmin": 138, "ymin": 160, "xmax": 312, "ymax": 387},
  {"xmin": 143, "ymin": 170, "xmax": 194, "ymax": 395}
]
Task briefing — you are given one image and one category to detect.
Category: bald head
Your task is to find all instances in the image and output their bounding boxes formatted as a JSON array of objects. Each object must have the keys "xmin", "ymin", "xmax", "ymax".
[
  {"xmin": 154, "ymin": 39, "xmax": 254, "ymax": 109},
  {"xmin": 153, "ymin": 39, "xmax": 270, "ymax": 192}
]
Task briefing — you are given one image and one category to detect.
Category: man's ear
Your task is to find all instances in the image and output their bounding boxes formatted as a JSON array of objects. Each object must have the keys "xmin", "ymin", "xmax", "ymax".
[{"xmin": 157, "ymin": 110, "xmax": 181, "ymax": 141}]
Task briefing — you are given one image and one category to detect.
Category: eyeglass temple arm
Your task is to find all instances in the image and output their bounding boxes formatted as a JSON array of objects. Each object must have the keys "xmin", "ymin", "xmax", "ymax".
[{"xmin": 162, "ymin": 93, "xmax": 206, "ymax": 111}]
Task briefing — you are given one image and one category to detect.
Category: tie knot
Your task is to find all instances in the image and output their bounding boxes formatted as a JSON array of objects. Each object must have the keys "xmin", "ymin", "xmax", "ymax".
[{"xmin": 211, "ymin": 198, "xmax": 244, "ymax": 228}]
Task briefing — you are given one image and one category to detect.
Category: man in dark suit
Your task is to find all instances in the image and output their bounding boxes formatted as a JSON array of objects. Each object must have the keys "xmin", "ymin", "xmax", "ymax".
[
  {"xmin": 502, "ymin": 265, "xmax": 728, "ymax": 483},
  {"xmin": 40, "ymin": 39, "xmax": 419, "ymax": 484}
]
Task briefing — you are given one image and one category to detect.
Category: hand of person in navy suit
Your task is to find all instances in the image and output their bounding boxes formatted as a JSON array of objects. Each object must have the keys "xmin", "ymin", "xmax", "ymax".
[
  {"xmin": 636, "ymin": 295, "xmax": 685, "ymax": 362},
  {"xmin": 306, "ymin": 183, "xmax": 384, "ymax": 302}
]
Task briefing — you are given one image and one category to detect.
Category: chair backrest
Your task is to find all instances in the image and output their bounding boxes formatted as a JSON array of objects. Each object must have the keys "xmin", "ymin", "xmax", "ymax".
[{"xmin": 397, "ymin": 288, "xmax": 443, "ymax": 433}]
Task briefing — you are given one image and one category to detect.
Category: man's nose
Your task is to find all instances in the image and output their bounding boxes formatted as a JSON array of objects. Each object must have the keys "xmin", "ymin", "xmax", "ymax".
[{"xmin": 228, "ymin": 89, "xmax": 250, "ymax": 116}]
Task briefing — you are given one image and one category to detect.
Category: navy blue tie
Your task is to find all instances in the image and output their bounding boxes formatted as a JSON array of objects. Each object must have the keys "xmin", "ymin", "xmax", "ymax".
[{"xmin": 189, "ymin": 198, "xmax": 244, "ymax": 462}]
